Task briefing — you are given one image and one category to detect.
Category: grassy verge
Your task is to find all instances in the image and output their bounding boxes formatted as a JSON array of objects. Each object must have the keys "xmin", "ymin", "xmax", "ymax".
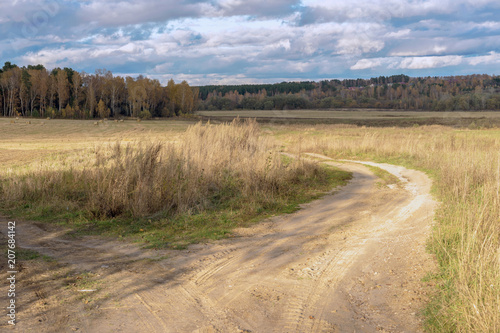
[
  {"xmin": 2, "ymin": 164, "xmax": 350, "ymax": 249},
  {"xmin": 363, "ymin": 164, "xmax": 402, "ymax": 188},
  {"xmin": 84, "ymin": 164, "xmax": 349, "ymax": 249}
]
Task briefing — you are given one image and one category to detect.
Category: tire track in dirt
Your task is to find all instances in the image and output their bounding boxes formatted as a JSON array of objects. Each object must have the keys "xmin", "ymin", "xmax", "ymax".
[
  {"xmin": 308, "ymin": 156, "xmax": 434, "ymax": 332},
  {"xmin": 1, "ymin": 154, "xmax": 437, "ymax": 332},
  {"xmin": 134, "ymin": 293, "xmax": 170, "ymax": 331}
]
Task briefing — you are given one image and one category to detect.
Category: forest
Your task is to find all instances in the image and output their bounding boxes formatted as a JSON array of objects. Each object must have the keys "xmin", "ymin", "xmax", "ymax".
[
  {"xmin": 0, "ymin": 62, "xmax": 198, "ymax": 119},
  {"xmin": 199, "ymin": 74, "xmax": 500, "ymax": 111},
  {"xmin": 2, "ymin": 61, "xmax": 500, "ymax": 118}
]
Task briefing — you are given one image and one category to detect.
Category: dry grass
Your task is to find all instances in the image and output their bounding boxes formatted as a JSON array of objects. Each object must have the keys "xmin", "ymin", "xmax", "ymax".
[
  {"xmin": 1, "ymin": 119, "xmax": 322, "ymax": 220},
  {"xmin": 197, "ymin": 110, "xmax": 500, "ymax": 128},
  {"xmin": 197, "ymin": 109, "xmax": 500, "ymax": 119},
  {"xmin": 279, "ymin": 124, "xmax": 500, "ymax": 332},
  {"xmin": 0, "ymin": 117, "xmax": 192, "ymax": 168}
]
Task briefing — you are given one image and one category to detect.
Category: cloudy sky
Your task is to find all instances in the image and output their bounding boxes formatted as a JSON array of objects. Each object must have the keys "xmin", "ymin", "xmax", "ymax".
[{"xmin": 1, "ymin": 0, "xmax": 500, "ymax": 85}]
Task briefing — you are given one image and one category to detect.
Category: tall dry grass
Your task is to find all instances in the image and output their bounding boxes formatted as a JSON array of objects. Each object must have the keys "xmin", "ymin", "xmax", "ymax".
[
  {"xmin": 283, "ymin": 124, "xmax": 500, "ymax": 332},
  {"xmin": 1, "ymin": 119, "xmax": 320, "ymax": 219}
]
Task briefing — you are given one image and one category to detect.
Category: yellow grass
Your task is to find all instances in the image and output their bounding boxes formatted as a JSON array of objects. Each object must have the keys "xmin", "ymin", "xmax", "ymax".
[
  {"xmin": 197, "ymin": 109, "xmax": 500, "ymax": 119},
  {"xmin": 0, "ymin": 118, "xmax": 192, "ymax": 167},
  {"xmin": 1, "ymin": 118, "xmax": 322, "ymax": 219}
]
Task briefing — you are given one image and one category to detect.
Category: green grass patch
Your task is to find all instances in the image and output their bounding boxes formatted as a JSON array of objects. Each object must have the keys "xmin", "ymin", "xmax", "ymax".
[
  {"xmin": 363, "ymin": 164, "xmax": 401, "ymax": 188},
  {"xmin": 13, "ymin": 247, "xmax": 40, "ymax": 260},
  {"xmin": 5, "ymin": 247, "xmax": 54, "ymax": 262}
]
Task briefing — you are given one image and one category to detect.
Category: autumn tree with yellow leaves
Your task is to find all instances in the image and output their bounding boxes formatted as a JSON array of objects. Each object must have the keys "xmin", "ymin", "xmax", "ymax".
[{"xmin": 0, "ymin": 62, "xmax": 199, "ymax": 119}]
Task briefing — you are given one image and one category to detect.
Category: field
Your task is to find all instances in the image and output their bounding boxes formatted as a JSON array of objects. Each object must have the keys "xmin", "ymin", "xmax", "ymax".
[
  {"xmin": 0, "ymin": 118, "xmax": 191, "ymax": 167},
  {"xmin": 0, "ymin": 115, "xmax": 499, "ymax": 332},
  {"xmin": 197, "ymin": 109, "xmax": 500, "ymax": 127}
]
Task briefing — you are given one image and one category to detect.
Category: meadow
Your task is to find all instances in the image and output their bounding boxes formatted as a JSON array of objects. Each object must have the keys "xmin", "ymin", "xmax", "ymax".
[
  {"xmin": 198, "ymin": 109, "xmax": 500, "ymax": 119},
  {"xmin": 197, "ymin": 109, "xmax": 500, "ymax": 127},
  {"xmin": 0, "ymin": 115, "xmax": 499, "ymax": 331}
]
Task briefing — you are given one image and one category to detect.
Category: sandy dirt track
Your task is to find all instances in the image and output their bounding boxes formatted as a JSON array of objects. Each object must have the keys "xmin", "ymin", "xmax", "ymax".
[{"xmin": 0, "ymin": 154, "xmax": 437, "ymax": 332}]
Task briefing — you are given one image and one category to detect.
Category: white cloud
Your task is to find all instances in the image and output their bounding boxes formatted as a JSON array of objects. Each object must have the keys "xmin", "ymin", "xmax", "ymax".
[
  {"xmin": 116, "ymin": 43, "xmax": 140, "ymax": 54},
  {"xmin": 390, "ymin": 42, "xmax": 448, "ymax": 56},
  {"xmin": 280, "ymin": 21, "xmax": 388, "ymax": 56},
  {"xmin": 78, "ymin": 0, "xmax": 214, "ymax": 27},
  {"xmin": 216, "ymin": 0, "xmax": 299, "ymax": 16},
  {"xmin": 0, "ymin": 0, "xmax": 59, "ymax": 22},
  {"xmin": 337, "ymin": 37, "xmax": 384, "ymax": 55},
  {"xmin": 277, "ymin": 39, "xmax": 291, "ymax": 51},
  {"xmin": 300, "ymin": 0, "xmax": 500, "ymax": 21},
  {"xmin": 92, "ymin": 33, "xmax": 131, "ymax": 46},
  {"xmin": 351, "ymin": 55, "xmax": 471, "ymax": 71},
  {"xmin": 20, "ymin": 47, "xmax": 88, "ymax": 68},
  {"xmin": 385, "ymin": 29, "xmax": 411, "ymax": 38},
  {"xmin": 472, "ymin": 21, "xmax": 500, "ymax": 30},
  {"xmin": 143, "ymin": 73, "xmax": 316, "ymax": 86},
  {"xmin": 397, "ymin": 55, "xmax": 463, "ymax": 69},
  {"xmin": 350, "ymin": 58, "xmax": 387, "ymax": 70},
  {"xmin": 468, "ymin": 51, "xmax": 500, "ymax": 65},
  {"xmin": 77, "ymin": 0, "xmax": 298, "ymax": 27}
]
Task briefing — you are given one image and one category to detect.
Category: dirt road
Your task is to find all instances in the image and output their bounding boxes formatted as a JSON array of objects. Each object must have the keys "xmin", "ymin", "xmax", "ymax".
[{"xmin": 1, "ymin": 154, "xmax": 436, "ymax": 332}]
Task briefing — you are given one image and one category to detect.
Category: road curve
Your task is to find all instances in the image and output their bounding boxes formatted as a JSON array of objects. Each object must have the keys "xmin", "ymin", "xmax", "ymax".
[{"xmin": 2, "ymin": 154, "xmax": 437, "ymax": 332}]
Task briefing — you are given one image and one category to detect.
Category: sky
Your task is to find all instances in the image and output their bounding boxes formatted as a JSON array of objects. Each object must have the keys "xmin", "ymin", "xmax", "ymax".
[{"xmin": 1, "ymin": 0, "xmax": 500, "ymax": 85}]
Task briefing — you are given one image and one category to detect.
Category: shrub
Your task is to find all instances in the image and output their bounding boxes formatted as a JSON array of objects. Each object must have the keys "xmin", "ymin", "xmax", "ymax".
[{"xmin": 139, "ymin": 110, "xmax": 152, "ymax": 119}]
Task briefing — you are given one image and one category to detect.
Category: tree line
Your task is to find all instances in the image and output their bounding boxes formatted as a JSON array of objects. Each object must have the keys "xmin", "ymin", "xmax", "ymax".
[
  {"xmin": 0, "ymin": 62, "xmax": 198, "ymax": 119},
  {"xmin": 2, "ymin": 62, "xmax": 500, "ymax": 118},
  {"xmin": 198, "ymin": 74, "xmax": 500, "ymax": 111}
]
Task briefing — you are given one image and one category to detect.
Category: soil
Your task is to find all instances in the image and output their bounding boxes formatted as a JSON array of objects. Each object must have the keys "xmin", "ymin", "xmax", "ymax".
[{"xmin": 0, "ymin": 155, "xmax": 437, "ymax": 332}]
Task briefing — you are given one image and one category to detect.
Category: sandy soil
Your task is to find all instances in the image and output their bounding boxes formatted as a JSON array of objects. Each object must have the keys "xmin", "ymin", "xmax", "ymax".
[{"xmin": 0, "ymin": 155, "xmax": 437, "ymax": 332}]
